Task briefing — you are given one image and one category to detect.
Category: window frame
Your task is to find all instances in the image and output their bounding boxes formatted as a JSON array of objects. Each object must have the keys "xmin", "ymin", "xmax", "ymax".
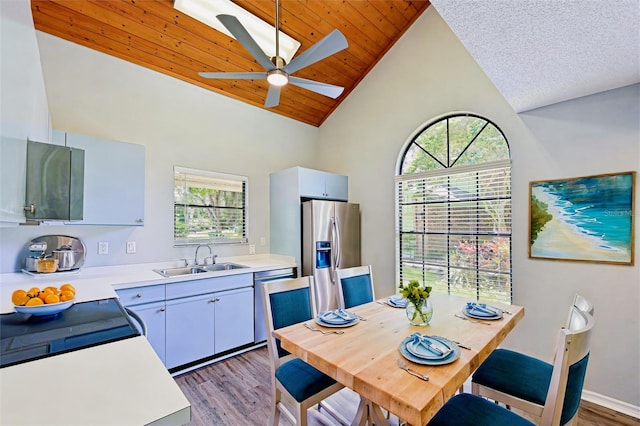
[
  {"xmin": 173, "ymin": 166, "xmax": 248, "ymax": 247},
  {"xmin": 395, "ymin": 113, "xmax": 512, "ymax": 304}
]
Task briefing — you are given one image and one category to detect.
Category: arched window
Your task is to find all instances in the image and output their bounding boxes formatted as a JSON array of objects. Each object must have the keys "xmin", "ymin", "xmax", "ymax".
[{"xmin": 396, "ymin": 113, "xmax": 512, "ymax": 303}]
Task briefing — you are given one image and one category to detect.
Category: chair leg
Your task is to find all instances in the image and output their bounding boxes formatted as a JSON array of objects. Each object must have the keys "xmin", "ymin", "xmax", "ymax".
[{"xmin": 270, "ymin": 388, "xmax": 281, "ymax": 426}]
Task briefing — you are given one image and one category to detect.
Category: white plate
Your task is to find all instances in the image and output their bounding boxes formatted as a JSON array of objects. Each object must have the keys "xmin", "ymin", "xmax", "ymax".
[
  {"xmin": 318, "ymin": 309, "xmax": 358, "ymax": 325},
  {"xmin": 406, "ymin": 334, "xmax": 453, "ymax": 359},
  {"xmin": 14, "ymin": 300, "xmax": 74, "ymax": 316},
  {"xmin": 315, "ymin": 315, "xmax": 360, "ymax": 328},
  {"xmin": 386, "ymin": 296, "xmax": 406, "ymax": 308},
  {"xmin": 399, "ymin": 335, "xmax": 460, "ymax": 366},
  {"xmin": 463, "ymin": 303, "xmax": 503, "ymax": 320}
]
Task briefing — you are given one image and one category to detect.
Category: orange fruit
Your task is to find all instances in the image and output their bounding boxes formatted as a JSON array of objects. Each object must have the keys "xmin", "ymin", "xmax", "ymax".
[
  {"xmin": 60, "ymin": 283, "xmax": 76, "ymax": 294},
  {"xmin": 12, "ymin": 290, "xmax": 29, "ymax": 306},
  {"xmin": 38, "ymin": 289, "xmax": 54, "ymax": 301},
  {"xmin": 59, "ymin": 290, "xmax": 75, "ymax": 302},
  {"xmin": 27, "ymin": 287, "xmax": 40, "ymax": 297},
  {"xmin": 44, "ymin": 294, "xmax": 61, "ymax": 304},
  {"xmin": 45, "ymin": 286, "xmax": 60, "ymax": 295},
  {"xmin": 25, "ymin": 297, "xmax": 44, "ymax": 306}
]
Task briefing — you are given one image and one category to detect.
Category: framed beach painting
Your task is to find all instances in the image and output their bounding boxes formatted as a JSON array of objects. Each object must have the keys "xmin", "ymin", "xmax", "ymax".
[{"xmin": 529, "ymin": 171, "xmax": 635, "ymax": 265}]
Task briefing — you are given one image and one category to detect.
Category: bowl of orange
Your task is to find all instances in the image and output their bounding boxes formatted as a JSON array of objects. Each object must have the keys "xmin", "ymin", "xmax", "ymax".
[{"xmin": 12, "ymin": 283, "xmax": 76, "ymax": 316}]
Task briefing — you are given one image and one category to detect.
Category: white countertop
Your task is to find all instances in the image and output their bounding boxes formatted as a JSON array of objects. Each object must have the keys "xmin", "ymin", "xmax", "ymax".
[
  {"xmin": 0, "ymin": 254, "xmax": 295, "ymax": 425},
  {"xmin": 0, "ymin": 254, "xmax": 296, "ymax": 314},
  {"xmin": 0, "ymin": 337, "xmax": 190, "ymax": 426}
]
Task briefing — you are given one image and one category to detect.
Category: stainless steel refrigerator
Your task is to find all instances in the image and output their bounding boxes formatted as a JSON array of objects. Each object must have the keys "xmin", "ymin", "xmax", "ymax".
[{"xmin": 302, "ymin": 200, "xmax": 361, "ymax": 312}]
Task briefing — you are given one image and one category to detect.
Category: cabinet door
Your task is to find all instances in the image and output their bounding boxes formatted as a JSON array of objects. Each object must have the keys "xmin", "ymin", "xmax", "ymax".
[
  {"xmin": 323, "ymin": 173, "xmax": 348, "ymax": 201},
  {"xmin": 165, "ymin": 293, "xmax": 216, "ymax": 369},
  {"xmin": 59, "ymin": 131, "xmax": 145, "ymax": 226},
  {"xmin": 127, "ymin": 301, "xmax": 166, "ymax": 365},
  {"xmin": 298, "ymin": 167, "xmax": 348, "ymax": 201},
  {"xmin": 0, "ymin": 137, "xmax": 27, "ymax": 225},
  {"xmin": 214, "ymin": 287, "xmax": 254, "ymax": 353}
]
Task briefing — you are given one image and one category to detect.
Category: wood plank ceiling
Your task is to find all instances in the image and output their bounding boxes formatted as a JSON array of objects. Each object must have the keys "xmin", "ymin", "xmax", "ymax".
[{"xmin": 31, "ymin": 0, "xmax": 430, "ymax": 127}]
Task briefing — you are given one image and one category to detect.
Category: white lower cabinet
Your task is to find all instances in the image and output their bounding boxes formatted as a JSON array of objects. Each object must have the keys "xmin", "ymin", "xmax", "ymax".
[
  {"xmin": 131, "ymin": 301, "xmax": 166, "ymax": 364},
  {"xmin": 213, "ymin": 288, "xmax": 254, "ymax": 353},
  {"xmin": 117, "ymin": 273, "xmax": 254, "ymax": 370},
  {"xmin": 165, "ymin": 293, "xmax": 216, "ymax": 369}
]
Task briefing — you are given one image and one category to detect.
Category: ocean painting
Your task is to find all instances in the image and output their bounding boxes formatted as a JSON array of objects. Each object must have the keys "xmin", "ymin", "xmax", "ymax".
[{"xmin": 529, "ymin": 171, "xmax": 635, "ymax": 265}]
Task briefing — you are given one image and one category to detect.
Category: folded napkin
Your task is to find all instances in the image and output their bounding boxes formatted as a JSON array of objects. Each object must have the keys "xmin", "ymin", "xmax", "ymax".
[
  {"xmin": 387, "ymin": 296, "xmax": 407, "ymax": 308},
  {"xmin": 407, "ymin": 333, "xmax": 452, "ymax": 359},
  {"xmin": 465, "ymin": 302, "xmax": 500, "ymax": 317},
  {"xmin": 319, "ymin": 309, "xmax": 356, "ymax": 324}
]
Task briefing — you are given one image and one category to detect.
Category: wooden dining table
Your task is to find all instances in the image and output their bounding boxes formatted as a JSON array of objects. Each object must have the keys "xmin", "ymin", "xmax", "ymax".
[{"xmin": 273, "ymin": 292, "xmax": 524, "ymax": 426}]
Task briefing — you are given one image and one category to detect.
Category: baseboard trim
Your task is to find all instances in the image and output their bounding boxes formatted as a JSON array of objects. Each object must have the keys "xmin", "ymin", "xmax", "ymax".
[{"xmin": 582, "ymin": 390, "xmax": 640, "ymax": 419}]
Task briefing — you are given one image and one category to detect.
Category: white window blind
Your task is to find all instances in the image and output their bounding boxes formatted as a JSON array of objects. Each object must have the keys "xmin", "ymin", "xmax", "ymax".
[
  {"xmin": 174, "ymin": 166, "xmax": 248, "ymax": 245},
  {"xmin": 396, "ymin": 160, "xmax": 512, "ymax": 303}
]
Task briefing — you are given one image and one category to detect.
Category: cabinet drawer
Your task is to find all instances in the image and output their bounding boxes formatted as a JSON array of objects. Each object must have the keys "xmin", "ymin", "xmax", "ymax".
[
  {"xmin": 116, "ymin": 285, "xmax": 165, "ymax": 306},
  {"xmin": 166, "ymin": 273, "xmax": 253, "ymax": 300}
]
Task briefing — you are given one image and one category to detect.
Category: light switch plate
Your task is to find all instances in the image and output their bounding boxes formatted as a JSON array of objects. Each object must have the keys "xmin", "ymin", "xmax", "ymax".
[
  {"xmin": 126, "ymin": 241, "xmax": 136, "ymax": 254},
  {"xmin": 249, "ymin": 244, "xmax": 256, "ymax": 254},
  {"xmin": 98, "ymin": 242, "xmax": 109, "ymax": 255}
]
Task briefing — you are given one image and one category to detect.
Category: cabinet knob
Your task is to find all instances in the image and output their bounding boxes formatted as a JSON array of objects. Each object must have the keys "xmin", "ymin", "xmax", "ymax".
[
  {"xmin": 160, "ymin": 307, "xmax": 166, "ymax": 312},
  {"xmin": 135, "ymin": 218, "xmax": 144, "ymax": 223},
  {"xmin": 209, "ymin": 298, "xmax": 220, "ymax": 303},
  {"xmin": 136, "ymin": 293, "xmax": 142, "ymax": 298}
]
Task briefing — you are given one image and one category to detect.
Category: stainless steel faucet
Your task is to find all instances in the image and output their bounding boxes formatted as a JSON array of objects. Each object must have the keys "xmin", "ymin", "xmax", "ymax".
[{"xmin": 194, "ymin": 244, "xmax": 214, "ymax": 266}]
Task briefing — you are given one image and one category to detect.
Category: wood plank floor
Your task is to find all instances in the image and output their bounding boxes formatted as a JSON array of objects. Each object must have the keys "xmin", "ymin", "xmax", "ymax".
[{"xmin": 174, "ymin": 347, "xmax": 638, "ymax": 426}]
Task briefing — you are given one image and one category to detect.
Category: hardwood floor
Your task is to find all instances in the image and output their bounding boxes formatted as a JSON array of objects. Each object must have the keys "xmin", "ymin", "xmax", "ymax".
[{"xmin": 175, "ymin": 347, "xmax": 638, "ymax": 426}]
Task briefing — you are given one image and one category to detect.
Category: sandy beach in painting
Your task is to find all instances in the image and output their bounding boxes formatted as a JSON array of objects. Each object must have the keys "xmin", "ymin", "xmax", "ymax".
[{"xmin": 530, "ymin": 187, "xmax": 630, "ymax": 262}]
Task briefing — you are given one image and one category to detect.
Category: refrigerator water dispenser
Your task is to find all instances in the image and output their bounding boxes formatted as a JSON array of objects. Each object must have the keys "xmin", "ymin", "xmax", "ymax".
[{"xmin": 316, "ymin": 241, "xmax": 332, "ymax": 269}]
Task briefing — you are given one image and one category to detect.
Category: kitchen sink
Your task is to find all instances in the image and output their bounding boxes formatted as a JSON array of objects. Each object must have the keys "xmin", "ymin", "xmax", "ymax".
[
  {"xmin": 153, "ymin": 263, "xmax": 248, "ymax": 277},
  {"xmin": 203, "ymin": 263, "xmax": 248, "ymax": 272},
  {"xmin": 153, "ymin": 266, "xmax": 208, "ymax": 277}
]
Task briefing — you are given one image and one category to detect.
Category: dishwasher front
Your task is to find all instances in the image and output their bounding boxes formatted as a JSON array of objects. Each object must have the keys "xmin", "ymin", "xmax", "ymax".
[{"xmin": 254, "ymin": 268, "xmax": 296, "ymax": 343}]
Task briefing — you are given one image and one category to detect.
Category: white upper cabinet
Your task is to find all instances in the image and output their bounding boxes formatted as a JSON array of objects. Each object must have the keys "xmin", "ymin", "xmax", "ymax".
[
  {"xmin": 0, "ymin": 137, "xmax": 27, "ymax": 226},
  {"xmin": 53, "ymin": 130, "xmax": 145, "ymax": 226},
  {"xmin": 297, "ymin": 167, "xmax": 348, "ymax": 201}
]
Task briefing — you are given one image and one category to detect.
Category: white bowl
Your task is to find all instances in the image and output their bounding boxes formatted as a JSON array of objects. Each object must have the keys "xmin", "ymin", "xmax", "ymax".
[{"xmin": 15, "ymin": 300, "xmax": 74, "ymax": 316}]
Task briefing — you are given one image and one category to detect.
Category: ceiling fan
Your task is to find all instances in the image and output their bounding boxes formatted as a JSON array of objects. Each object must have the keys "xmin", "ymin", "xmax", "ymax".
[{"xmin": 198, "ymin": 0, "xmax": 348, "ymax": 108}]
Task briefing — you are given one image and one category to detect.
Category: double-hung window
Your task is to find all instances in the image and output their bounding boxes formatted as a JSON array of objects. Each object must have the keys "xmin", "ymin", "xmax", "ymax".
[
  {"xmin": 396, "ymin": 113, "xmax": 512, "ymax": 303},
  {"xmin": 174, "ymin": 166, "xmax": 248, "ymax": 246}
]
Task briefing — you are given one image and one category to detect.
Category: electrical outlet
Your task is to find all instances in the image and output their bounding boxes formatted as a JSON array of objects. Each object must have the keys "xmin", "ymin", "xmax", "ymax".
[
  {"xmin": 260, "ymin": 237, "xmax": 266, "ymax": 246},
  {"xmin": 249, "ymin": 244, "xmax": 256, "ymax": 254},
  {"xmin": 98, "ymin": 242, "xmax": 109, "ymax": 255},
  {"xmin": 126, "ymin": 241, "xmax": 136, "ymax": 254}
]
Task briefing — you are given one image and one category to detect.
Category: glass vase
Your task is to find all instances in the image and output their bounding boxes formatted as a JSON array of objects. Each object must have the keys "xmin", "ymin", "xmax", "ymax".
[{"xmin": 405, "ymin": 298, "xmax": 433, "ymax": 326}]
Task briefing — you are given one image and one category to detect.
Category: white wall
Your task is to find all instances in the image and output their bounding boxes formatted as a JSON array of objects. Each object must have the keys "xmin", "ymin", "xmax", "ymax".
[
  {"xmin": 1, "ymin": 2, "xmax": 638, "ymax": 411},
  {"xmin": 0, "ymin": 31, "xmax": 319, "ymax": 271},
  {"xmin": 317, "ymin": 7, "xmax": 639, "ymax": 409}
]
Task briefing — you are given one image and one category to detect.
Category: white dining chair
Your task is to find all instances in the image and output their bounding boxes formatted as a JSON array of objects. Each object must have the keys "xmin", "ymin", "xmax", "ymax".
[
  {"xmin": 262, "ymin": 276, "xmax": 344, "ymax": 426},
  {"xmin": 469, "ymin": 306, "xmax": 594, "ymax": 426},
  {"xmin": 335, "ymin": 265, "xmax": 374, "ymax": 309}
]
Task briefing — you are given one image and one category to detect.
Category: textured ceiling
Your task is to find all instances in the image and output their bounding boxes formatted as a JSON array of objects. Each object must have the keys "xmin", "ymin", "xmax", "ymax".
[{"xmin": 431, "ymin": 0, "xmax": 640, "ymax": 112}]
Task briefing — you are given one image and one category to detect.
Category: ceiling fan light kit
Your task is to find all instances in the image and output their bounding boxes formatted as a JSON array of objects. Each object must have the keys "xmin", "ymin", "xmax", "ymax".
[{"xmin": 195, "ymin": 0, "xmax": 348, "ymax": 108}]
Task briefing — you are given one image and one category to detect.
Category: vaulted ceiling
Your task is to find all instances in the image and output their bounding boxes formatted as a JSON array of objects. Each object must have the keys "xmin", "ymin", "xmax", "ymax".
[{"xmin": 31, "ymin": 0, "xmax": 430, "ymax": 127}]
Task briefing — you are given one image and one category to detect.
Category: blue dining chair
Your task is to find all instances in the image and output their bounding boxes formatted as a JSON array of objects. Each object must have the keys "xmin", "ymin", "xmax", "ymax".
[
  {"xmin": 262, "ymin": 276, "xmax": 344, "ymax": 426},
  {"xmin": 335, "ymin": 265, "xmax": 374, "ymax": 309},
  {"xmin": 468, "ymin": 306, "xmax": 594, "ymax": 426}
]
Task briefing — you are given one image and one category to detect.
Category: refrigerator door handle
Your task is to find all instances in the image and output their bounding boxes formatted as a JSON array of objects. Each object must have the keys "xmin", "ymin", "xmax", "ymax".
[{"xmin": 331, "ymin": 216, "xmax": 341, "ymax": 272}]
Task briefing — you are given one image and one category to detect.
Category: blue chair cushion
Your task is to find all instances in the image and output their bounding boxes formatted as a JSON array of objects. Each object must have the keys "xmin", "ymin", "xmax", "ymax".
[
  {"xmin": 561, "ymin": 353, "xmax": 589, "ymax": 425},
  {"xmin": 472, "ymin": 348, "xmax": 552, "ymax": 405},
  {"xmin": 341, "ymin": 274, "xmax": 373, "ymax": 308},
  {"xmin": 270, "ymin": 287, "xmax": 313, "ymax": 358},
  {"xmin": 428, "ymin": 393, "xmax": 535, "ymax": 426},
  {"xmin": 275, "ymin": 358, "xmax": 337, "ymax": 402}
]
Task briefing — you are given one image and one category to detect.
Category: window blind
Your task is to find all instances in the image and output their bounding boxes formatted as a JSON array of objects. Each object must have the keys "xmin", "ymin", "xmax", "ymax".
[
  {"xmin": 396, "ymin": 160, "xmax": 512, "ymax": 303},
  {"xmin": 174, "ymin": 166, "xmax": 248, "ymax": 245}
]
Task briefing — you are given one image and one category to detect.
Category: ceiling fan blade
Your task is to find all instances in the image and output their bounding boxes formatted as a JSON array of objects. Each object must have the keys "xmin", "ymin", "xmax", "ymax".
[
  {"xmin": 283, "ymin": 29, "xmax": 348, "ymax": 75},
  {"xmin": 265, "ymin": 86, "xmax": 282, "ymax": 108},
  {"xmin": 216, "ymin": 14, "xmax": 275, "ymax": 71},
  {"xmin": 289, "ymin": 76, "xmax": 344, "ymax": 99},
  {"xmin": 199, "ymin": 72, "xmax": 266, "ymax": 79}
]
